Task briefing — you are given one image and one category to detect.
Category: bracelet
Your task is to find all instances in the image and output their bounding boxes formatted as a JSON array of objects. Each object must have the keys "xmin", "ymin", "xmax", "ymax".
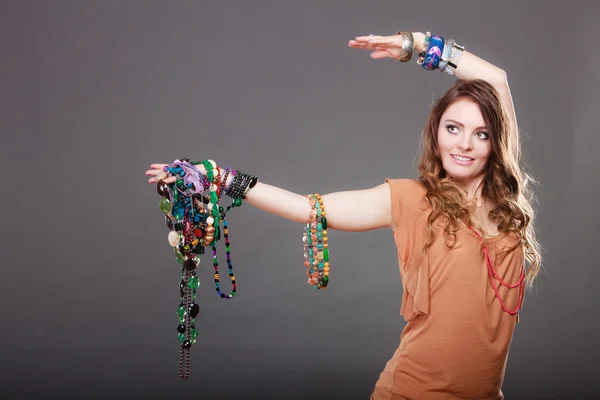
[
  {"xmin": 220, "ymin": 166, "xmax": 231, "ymax": 191},
  {"xmin": 303, "ymin": 194, "xmax": 330, "ymax": 290},
  {"xmin": 437, "ymin": 39, "xmax": 455, "ymax": 72},
  {"xmin": 395, "ymin": 31, "xmax": 414, "ymax": 62},
  {"xmin": 225, "ymin": 171, "xmax": 257, "ymax": 200},
  {"xmin": 243, "ymin": 176, "xmax": 259, "ymax": 196},
  {"xmin": 422, "ymin": 34, "xmax": 444, "ymax": 71},
  {"xmin": 416, "ymin": 31, "xmax": 431, "ymax": 65},
  {"xmin": 445, "ymin": 41, "xmax": 465, "ymax": 76}
]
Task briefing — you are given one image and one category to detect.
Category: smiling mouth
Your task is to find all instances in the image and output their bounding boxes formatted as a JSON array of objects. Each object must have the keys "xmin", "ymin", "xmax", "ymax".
[{"xmin": 451, "ymin": 154, "xmax": 474, "ymax": 162}]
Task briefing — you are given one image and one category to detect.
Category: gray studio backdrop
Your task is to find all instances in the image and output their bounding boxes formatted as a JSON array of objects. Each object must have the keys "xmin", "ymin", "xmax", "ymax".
[{"xmin": 1, "ymin": 1, "xmax": 598, "ymax": 399}]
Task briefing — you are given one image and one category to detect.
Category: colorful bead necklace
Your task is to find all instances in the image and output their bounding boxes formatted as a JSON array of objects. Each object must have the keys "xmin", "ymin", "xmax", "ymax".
[
  {"xmin": 303, "ymin": 194, "xmax": 330, "ymax": 289},
  {"xmin": 156, "ymin": 159, "xmax": 242, "ymax": 379}
]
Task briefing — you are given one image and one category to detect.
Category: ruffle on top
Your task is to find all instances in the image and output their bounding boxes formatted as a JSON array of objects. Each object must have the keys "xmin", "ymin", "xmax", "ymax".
[{"xmin": 385, "ymin": 179, "xmax": 432, "ymax": 322}]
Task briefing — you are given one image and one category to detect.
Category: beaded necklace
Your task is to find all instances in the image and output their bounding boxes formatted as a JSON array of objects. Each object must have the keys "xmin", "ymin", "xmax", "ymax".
[
  {"xmin": 303, "ymin": 194, "xmax": 330, "ymax": 289},
  {"xmin": 156, "ymin": 159, "xmax": 242, "ymax": 379},
  {"xmin": 468, "ymin": 226, "xmax": 525, "ymax": 315}
]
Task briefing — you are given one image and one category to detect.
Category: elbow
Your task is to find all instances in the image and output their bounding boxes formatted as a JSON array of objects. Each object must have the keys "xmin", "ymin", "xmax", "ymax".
[{"xmin": 494, "ymin": 70, "xmax": 508, "ymax": 87}]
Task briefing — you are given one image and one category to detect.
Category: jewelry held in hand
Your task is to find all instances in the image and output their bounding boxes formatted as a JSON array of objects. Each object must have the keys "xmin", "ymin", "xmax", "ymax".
[{"xmin": 156, "ymin": 158, "xmax": 245, "ymax": 379}]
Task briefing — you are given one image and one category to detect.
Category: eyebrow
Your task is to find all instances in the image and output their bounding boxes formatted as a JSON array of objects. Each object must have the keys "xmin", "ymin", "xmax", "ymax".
[{"xmin": 445, "ymin": 119, "xmax": 487, "ymax": 131}]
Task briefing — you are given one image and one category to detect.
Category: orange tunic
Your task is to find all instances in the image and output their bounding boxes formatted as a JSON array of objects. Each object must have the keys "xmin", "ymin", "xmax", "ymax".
[{"xmin": 371, "ymin": 179, "xmax": 524, "ymax": 400}]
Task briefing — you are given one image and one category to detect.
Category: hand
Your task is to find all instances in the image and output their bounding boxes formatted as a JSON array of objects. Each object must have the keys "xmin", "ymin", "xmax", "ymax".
[
  {"xmin": 348, "ymin": 32, "xmax": 425, "ymax": 59},
  {"xmin": 145, "ymin": 162, "xmax": 211, "ymax": 185},
  {"xmin": 145, "ymin": 163, "xmax": 177, "ymax": 185}
]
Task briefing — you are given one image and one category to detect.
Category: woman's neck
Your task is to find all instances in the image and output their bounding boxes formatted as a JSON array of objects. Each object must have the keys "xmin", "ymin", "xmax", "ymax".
[{"xmin": 459, "ymin": 176, "xmax": 486, "ymax": 207}]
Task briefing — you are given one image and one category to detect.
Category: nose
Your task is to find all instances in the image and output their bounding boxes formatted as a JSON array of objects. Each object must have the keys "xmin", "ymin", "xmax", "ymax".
[{"xmin": 457, "ymin": 133, "xmax": 474, "ymax": 151}]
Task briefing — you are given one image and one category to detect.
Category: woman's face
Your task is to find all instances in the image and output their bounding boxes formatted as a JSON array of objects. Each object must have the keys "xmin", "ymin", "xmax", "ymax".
[{"xmin": 437, "ymin": 98, "xmax": 492, "ymax": 188}]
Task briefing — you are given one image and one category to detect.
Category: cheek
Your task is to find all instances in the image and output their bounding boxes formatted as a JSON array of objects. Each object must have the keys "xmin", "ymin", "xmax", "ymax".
[
  {"xmin": 437, "ymin": 130, "xmax": 452, "ymax": 152},
  {"xmin": 476, "ymin": 143, "xmax": 492, "ymax": 161}
]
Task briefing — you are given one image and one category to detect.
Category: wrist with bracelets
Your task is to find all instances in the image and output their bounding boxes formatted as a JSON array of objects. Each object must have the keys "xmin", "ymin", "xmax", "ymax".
[
  {"xmin": 225, "ymin": 171, "xmax": 258, "ymax": 200},
  {"xmin": 413, "ymin": 31, "xmax": 464, "ymax": 74}
]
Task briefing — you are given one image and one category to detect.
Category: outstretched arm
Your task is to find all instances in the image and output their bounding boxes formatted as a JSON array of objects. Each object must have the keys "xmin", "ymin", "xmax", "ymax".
[
  {"xmin": 244, "ymin": 181, "xmax": 391, "ymax": 231},
  {"xmin": 147, "ymin": 165, "xmax": 392, "ymax": 232}
]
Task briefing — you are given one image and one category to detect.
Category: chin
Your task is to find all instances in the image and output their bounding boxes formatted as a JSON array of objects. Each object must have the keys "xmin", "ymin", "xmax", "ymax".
[
  {"xmin": 447, "ymin": 172, "xmax": 475, "ymax": 184},
  {"xmin": 443, "ymin": 163, "xmax": 484, "ymax": 184}
]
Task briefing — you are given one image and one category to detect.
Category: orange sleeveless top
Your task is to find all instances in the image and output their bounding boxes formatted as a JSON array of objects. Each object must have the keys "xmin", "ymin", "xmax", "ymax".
[{"xmin": 372, "ymin": 179, "xmax": 525, "ymax": 400}]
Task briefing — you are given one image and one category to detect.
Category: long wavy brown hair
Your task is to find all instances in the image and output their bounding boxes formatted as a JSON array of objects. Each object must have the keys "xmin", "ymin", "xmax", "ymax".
[{"xmin": 418, "ymin": 79, "xmax": 541, "ymax": 288}]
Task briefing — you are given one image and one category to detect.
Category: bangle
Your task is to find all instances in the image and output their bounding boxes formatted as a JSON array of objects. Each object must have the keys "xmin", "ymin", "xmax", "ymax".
[
  {"xmin": 422, "ymin": 34, "xmax": 444, "ymax": 71},
  {"xmin": 225, "ymin": 171, "xmax": 258, "ymax": 201},
  {"xmin": 437, "ymin": 39, "xmax": 455, "ymax": 72},
  {"xmin": 445, "ymin": 42, "xmax": 465, "ymax": 76},
  {"xmin": 243, "ymin": 176, "xmax": 259, "ymax": 196},
  {"xmin": 226, "ymin": 169, "xmax": 237, "ymax": 191},
  {"xmin": 395, "ymin": 31, "xmax": 414, "ymax": 62}
]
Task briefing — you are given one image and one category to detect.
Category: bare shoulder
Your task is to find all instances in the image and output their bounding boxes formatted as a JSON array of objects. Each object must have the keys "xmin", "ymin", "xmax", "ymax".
[{"xmin": 385, "ymin": 178, "xmax": 427, "ymax": 198}]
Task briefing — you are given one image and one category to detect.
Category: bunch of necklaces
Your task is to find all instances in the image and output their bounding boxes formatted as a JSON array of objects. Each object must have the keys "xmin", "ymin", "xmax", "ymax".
[
  {"xmin": 156, "ymin": 158, "xmax": 246, "ymax": 379},
  {"xmin": 303, "ymin": 193, "xmax": 330, "ymax": 289}
]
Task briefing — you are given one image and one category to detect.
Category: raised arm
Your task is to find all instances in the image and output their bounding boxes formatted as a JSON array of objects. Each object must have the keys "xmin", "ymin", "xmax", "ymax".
[
  {"xmin": 146, "ymin": 164, "xmax": 392, "ymax": 232},
  {"xmin": 411, "ymin": 32, "xmax": 519, "ymax": 156},
  {"xmin": 351, "ymin": 31, "xmax": 519, "ymax": 156}
]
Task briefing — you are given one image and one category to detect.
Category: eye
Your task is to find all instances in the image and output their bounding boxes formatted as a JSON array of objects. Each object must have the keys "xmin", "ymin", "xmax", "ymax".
[
  {"xmin": 446, "ymin": 125, "xmax": 459, "ymax": 134},
  {"xmin": 476, "ymin": 131, "xmax": 489, "ymax": 140}
]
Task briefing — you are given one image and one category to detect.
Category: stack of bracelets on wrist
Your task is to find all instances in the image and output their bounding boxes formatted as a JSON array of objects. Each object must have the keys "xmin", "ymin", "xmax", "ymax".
[
  {"xmin": 303, "ymin": 194, "xmax": 330, "ymax": 289},
  {"xmin": 417, "ymin": 31, "xmax": 465, "ymax": 75},
  {"xmin": 444, "ymin": 40, "xmax": 465, "ymax": 76},
  {"xmin": 225, "ymin": 170, "xmax": 259, "ymax": 200},
  {"xmin": 155, "ymin": 158, "xmax": 257, "ymax": 379}
]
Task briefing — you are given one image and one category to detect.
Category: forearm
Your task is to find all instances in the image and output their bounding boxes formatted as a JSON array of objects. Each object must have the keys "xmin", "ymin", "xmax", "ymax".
[
  {"xmin": 229, "ymin": 177, "xmax": 391, "ymax": 232},
  {"xmin": 243, "ymin": 181, "xmax": 312, "ymax": 224},
  {"xmin": 195, "ymin": 168, "xmax": 311, "ymax": 224},
  {"xmin": 412, "ymin": 32, "xmax": 507, "ymax": 86}
]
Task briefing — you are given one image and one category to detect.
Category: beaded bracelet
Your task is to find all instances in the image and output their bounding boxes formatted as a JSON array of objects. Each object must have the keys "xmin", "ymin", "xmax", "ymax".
[
  {"xmin": 156, "ymin": 158, "xmax": 244, "ymax": 379},
  {"xmin": 226, "ymin": 171, "xmax": 258, "ymax": 200},
  {"xmin": 303, "ymin": 194, "xmax": 330, "ymax": 289}
]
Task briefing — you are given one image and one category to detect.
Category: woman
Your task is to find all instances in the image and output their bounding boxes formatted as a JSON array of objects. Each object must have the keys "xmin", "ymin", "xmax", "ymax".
[{"xmin": 145, "ymin": 31, "xmax": 541, "ymax": 399}]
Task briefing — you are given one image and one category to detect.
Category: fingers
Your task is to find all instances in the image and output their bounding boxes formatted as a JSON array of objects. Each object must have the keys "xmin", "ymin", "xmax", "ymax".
[
  {"xmin": 364, "ymin": 37, "xmax": 398, "ymax": 45},
  {"xmin": 348, "ymin": 40, "xmax": 391, "ymax": 51},
  {"xmin": 370, "ymin": 50, "xmax": 396, "ymax": 59},
  {"xmin": 146, "ymin": 163, "xmax": 172, "ymax": 184},
  {"xmin": 354, "ymin": 35, "xmax": 385, "ymax": 41},
  {"xmin": 147, "ymin": 174, "xmax": 176, "ymax": 184},
  {"xmin": 353, "ymin": 35, "xmax": 398, "ymax": 45},
  {"xmin": 348, "ymin": 40, "xmax": 397, "ymax": 59},
  {"xmin": 348, "ymin": 40, "xmax": 379, "ymax": 49},
  {"xmin": 145, "ymin": 167, "xmax": 164, "ymax": 177}
]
